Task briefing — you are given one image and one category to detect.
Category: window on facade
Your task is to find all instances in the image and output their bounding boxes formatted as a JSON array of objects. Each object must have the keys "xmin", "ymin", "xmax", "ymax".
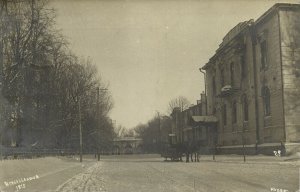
[
  {"xmin": 260, "ymin": 40, "xmax": 267, "ymax": 70},
  {"xmin": 213, "ymin": 107, "xmax": 216, "ymax": 115},
  {"xmin": 230, "ymin": 62, "xmax": 234, "ymax": 86},
  {"xmin": 220, "ymin": 68, "xmax": 225, "ymax": 87},
  {"xmin": 232, "ymin": 140, "xmax": 238, "ymax": 145},
  {"xmin": 223, "ymin": 104, "xmax": 227, "ymax": 126},
  {"xmin": 243, "ymin": 95, "xmax": 249, "ymax": 121},
  {"xmin": 232, "ymin": 101, "xmax": 237, "ymax": 124},
  {"xmin": 198, "ymin": 127, "xmax": 203, "ymax": 137},
  {"xmin": 212, "ymin": 77, "xmax": 216, "ymax": 97},
  {"xmin": 262, "ymin": 86, "xmax": 271, "ymax": 116},
  {"xmin": 241, "ymin": 55, "xmax": 247, "ymax": 78}
]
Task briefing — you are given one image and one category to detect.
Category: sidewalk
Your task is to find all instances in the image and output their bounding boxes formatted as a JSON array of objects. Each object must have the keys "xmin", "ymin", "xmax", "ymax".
[
  {"xmin": 0, "ymin": 157, "xmax": 91, "ymax": 192},
  {"xmin": 196, "ymin": 154, "xmax": 300, "ymax": 165}
]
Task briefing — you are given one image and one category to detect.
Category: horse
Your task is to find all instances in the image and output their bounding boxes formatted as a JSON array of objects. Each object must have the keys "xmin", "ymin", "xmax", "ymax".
[
  {"xmin": 172, "ymin": 142, "xmax": 200, "ymax": 163},
  {"xmin": 190, "ymin": 140, "xmax": 200, "ymax": 162}
]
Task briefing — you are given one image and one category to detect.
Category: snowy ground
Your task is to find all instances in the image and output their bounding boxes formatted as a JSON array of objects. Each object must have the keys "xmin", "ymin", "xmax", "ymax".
[
  {"xmin": 0, "ymin": 154, "xmax": 299, "ymax": 192},
  {"xmin": 0, "ymin": 156, "xmax": 93, "ymax": 192},
  {"xmin": 55, "ymin": 162, "xmax": 106, "ymax": 192},
  {"xmin": 98, "ymin": 154, "xmax": 300, "ymax": 192}
]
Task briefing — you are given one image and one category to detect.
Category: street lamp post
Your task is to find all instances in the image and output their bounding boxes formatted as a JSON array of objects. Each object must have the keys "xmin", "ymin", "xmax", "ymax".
[
  {"xmin": 213, "ymin": 126, "xmax": 216, "ymax": 161},
  {"xmin": 237, "ymin": 130, "xmax": 246, "ymax": 162},
  {"xmin": 242, "ymin": 134, "xmax": 246, "ymax": 162}
]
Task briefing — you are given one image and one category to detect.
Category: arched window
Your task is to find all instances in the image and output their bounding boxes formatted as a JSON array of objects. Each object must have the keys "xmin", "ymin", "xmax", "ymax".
[
  {"xmin": 260, "ymin": 40, "xmax": 268, "ymax": 70},
  {"xmin": 262, "ymin": 86, "xmax": 271, "ymax": 116},
  {"xmin": 243, "ymin": 95, "xmax": 249, "ymax": 121}
]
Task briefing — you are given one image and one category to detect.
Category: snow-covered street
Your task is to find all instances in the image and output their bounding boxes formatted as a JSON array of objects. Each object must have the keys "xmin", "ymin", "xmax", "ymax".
[
  {"xmin": 0, "ymin": 154, "xmax": 299, "ymax": 192},
  {"xmin": 55, "ymin": 162, "xmax": 106, "ymax": 192},
  {"xmin": 97, "ymin": 155, "xmax": 299, "ymax": 192}
]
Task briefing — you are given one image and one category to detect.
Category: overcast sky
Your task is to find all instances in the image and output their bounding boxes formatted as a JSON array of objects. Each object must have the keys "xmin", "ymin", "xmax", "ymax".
[{"xmin": 50, "ymin": 0, "xmax": 298, "ymax": 129}]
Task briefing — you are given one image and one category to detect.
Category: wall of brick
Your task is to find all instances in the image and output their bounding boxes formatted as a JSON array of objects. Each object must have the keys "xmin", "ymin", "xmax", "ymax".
[
  {"xmin": 254, "ymin": 11, "xmax": 285, "ymax": 144},
  {"xmin": 203, "ymin": 5, "xmax": 300, "ymax": 155},
  {"xmin": 279, "ymin": 9, "xmax": 300, "ymax": 143}
]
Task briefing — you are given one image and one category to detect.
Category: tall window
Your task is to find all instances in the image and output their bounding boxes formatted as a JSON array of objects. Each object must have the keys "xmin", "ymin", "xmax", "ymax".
[
  {"xmin": 230, "ymin": 62, "xmax": 235, "ymax": 86},
  {"xmin": 212, "ymin": 77, "xmax": 216, "ymax": 97},
  {"xmin": 243, "ymin": 95, "xmax": 249, "ymax": 121},
  {"xmin": 262, "ymin": 87, "xmax": 271, "ymax": 116},
  {"xmin": 260, "ymin": 40, "xmax": 268, "ymax": 70},
  {"xmin": 241, "ymin": 55, "xmax": 247, "ymax": 78},
  {"xmin": 220, "ymin": 68, "xmax": 225, "ymax": 87},
  {"xmin": 223, "ymin": 104, "xmax": 227, "ymax": 126},
  {"xmin": 232, "ymin": 101, "xmax": 237, "ymax": 124}
]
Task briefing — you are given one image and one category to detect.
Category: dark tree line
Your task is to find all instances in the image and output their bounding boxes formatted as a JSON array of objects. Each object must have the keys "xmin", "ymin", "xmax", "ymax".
[
  {"xmin": 0, "ymin": 0, "xmax": 114, "ymax": 152},
  {"xmin": 134, "ymin": 114, "xmax": 172, "ymax": 153}
]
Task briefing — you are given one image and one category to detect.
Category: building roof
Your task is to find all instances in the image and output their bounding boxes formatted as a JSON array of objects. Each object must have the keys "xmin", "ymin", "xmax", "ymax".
[
  {"xmin": 113, "ymin": 137, "xmax": 142, "ymax": 142},
  {"xmin": 202, "ymin": 19, "xmax": 253, "ymax": 70},
  {"xmin": 191, "ymin": 116, "xmax": 218, "ymax": 123},
  {"xmin": 255, "ymin": 3, "xmax": 300, "ymax": 26},
  {"xmin": 201, "ymin": 3, "xmax": 300, "ymax": 70}
]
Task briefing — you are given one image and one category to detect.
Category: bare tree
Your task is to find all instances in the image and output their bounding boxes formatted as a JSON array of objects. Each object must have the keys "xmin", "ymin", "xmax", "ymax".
[
  {"xmin": 168, "ymin": 96, "xmax": 191, "ymax": 114},
  {"xmin": 134, "ymin": 123, "xmax": 147, "ymax": 137},
  {"xmin": 0, "ymin": 0, "xmax": 115, "ymax": 151},
  {"xmin": 114, "ymin": 125, "xmax": 127, "ymax": 138}
]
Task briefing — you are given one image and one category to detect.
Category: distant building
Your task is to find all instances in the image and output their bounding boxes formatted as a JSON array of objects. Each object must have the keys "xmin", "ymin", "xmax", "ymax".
[
  {"xmin": 112, "ymin": 137, "xmax": 143, "ymax": 154},
  {"xmin": 170, "ymin": 94, "xmax": 218, "ymax": 153},
  {"xmin": 202, "ymin": 3, "xmax": 300, "ymax": 155}
]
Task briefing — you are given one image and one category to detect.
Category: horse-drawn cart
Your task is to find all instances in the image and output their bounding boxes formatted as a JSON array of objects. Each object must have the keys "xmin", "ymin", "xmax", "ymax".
[{"xmin": 161, "ymin": 145, "xmax": 183, "ymax": 161}]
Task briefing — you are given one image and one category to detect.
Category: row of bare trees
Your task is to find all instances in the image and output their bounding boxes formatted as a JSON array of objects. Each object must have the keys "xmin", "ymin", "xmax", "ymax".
[{"xmin": 0, "ymin": 0, "xmax": 114, "ymax": 152}]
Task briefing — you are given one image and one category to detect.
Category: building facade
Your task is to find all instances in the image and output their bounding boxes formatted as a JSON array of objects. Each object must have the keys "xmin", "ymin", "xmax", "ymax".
[
  {"xmin": 112, "ymin": 137, "xmax": 143, "ymax": 154},
  {"xmin": 170, "ymin": 94, "xmax": 218, "ymax": 153},
  {"xmin": 202, "ymin": 3, "xmax": 300, "ymax": 155}
]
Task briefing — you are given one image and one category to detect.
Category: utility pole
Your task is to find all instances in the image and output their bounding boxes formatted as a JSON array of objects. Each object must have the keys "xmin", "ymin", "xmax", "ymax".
[
  {"xmin": 78, "ymin": 97, "xmax": 82, "ymax": 162},
  {"xmin": 96, "ymin": 87, "xmax": 100, "ymax": 161},
  {"xmin": 96, "ymin": 87, "xmax": 107, "ymax": 161},
  {"xmin": 242, "ymin": 124, "xmax": 246, "ymax": 162},
  {"xmin": 0, "ymin": 3, "xmax": 4, "ymax": 160},
  {"xmin": 157, "ymin": 111, "xmax": 161, "ymax": 153},
  {"xmin": 213, "ymin": 127, "xmax": 216, "ymax": 161},
  {"xmin": 0, "ymin": 2, "xmax": 4, "ymax": 80}
]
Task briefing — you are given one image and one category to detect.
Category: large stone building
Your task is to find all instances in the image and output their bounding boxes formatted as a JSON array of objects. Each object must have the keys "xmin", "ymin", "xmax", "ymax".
[{"xmin": 202, "ymin": 3, "xmax": 300, "ymax": 155}]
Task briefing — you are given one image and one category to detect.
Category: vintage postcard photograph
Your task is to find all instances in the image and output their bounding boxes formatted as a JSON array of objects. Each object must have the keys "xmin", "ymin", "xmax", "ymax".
[{"xmin": 0, "ymin": 0, "xmax": 300, "ymax": 191}]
